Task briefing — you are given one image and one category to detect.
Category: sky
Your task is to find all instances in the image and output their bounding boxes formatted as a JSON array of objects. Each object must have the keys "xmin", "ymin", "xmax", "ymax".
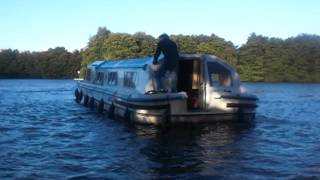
[{"xmin": 0, "ymin": 0, "xmax": 319, "ymax": 51}]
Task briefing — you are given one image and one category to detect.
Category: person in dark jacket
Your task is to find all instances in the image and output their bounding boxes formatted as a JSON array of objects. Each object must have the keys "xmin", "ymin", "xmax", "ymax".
[{"xmin": 153, "ymin": 33, "xmax": 179, "ymax": 92}]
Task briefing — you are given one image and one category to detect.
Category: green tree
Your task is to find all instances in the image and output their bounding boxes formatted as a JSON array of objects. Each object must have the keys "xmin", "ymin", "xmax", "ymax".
[
  {"xmin": 133, "ymin": 32, "xmax": 156, "ymax": 57},
  {"xmin": 0, "ymin": 47, "xmax": 81, "ymax": 79},
  {"xmin": 81, "ymin": 27, "xmax": 111, "ymax": 74},
  {"xmin": 103, "ymin": 33, "xmax": 140, "ymax": 59}
]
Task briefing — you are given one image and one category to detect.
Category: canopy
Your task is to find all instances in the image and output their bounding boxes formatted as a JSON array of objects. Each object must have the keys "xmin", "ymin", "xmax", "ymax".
[{"xmin": 92, "ymin": 57, "xmax": 153, "ymax": 70}]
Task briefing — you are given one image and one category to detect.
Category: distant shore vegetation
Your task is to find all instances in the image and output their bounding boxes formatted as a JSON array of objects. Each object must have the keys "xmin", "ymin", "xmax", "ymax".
[
  {"xmin": 1, "ymin": 27, "xmax": 319, "ymax": 82},
  {"xmin": 0, "ymin": 47, "xmax": 81, "ymax": 79}
]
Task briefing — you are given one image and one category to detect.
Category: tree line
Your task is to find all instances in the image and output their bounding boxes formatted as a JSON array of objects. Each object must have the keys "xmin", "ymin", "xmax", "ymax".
[
  {"xmin": 238, "ymin": 33, "xmax": 320, "ymax": 82},
  {"xmin": 0, "ymin": 47, "xmax": 81, "ymax": 79},
  {"xmin": 1, "ymin": 27, "xmax": 319, "ymax": 82},
  {"xmin": 80, "ymin": 27, "xmax": 238, "ymax": 73}
]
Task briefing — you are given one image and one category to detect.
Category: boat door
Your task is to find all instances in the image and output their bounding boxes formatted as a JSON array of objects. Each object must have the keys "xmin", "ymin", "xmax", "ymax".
[{"xmin": 177, "ymin": 58, "xmax": 206, "ymax": 111}]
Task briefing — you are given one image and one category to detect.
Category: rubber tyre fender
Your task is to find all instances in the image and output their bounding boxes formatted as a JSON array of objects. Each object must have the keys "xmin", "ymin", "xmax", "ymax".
[
  {"xmin": 84, "ymin": 95, "xmax": 89, "ymax": 107},
  {"xmin": 124, "ymin": 108, "xmax": 131, "ymax": 121},
  {"xmin": 89, "ymin": 97, "xmax": 95, "ymax": 110},
  {"xmin": 74, "ymin": 89, "xmax": 79, "ymax": 102},
  {"xmin": 78, "ymin": 91, "xmax": 83, "ymax": 103},
  {"xmin": 98, "ymin": 99, "xmax": 104, "ymax": 113},
  {"xmin": 108, "ymin": 104, "xmax": 115, "ymax": 119}
]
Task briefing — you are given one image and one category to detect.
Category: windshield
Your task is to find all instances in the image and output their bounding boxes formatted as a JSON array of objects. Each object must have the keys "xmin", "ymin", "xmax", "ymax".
[{"xmin": 207, "ymin": 62, "xmax": 232, "ymax": 87}]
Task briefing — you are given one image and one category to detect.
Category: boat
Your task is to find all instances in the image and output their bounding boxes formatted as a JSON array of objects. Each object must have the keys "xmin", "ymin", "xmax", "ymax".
[{"xmin": 74, "ymin": 53, "xmax": 258, "ymax": 125}]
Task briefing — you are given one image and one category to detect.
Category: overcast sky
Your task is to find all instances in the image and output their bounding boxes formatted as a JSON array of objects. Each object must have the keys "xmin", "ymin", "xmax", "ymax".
[{"xmin": 1, "ymin": 0, "xmax": 319, "ymax": 51}]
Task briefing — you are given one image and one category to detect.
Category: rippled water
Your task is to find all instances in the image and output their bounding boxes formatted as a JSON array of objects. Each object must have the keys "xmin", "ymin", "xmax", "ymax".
[{"xmin": 0, "ymin": 80, "xmax": 319, "ymax": 179}]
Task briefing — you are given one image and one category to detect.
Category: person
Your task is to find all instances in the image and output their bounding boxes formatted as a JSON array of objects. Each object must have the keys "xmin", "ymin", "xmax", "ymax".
[{"xmin": 153, "ymin": 33, "xmax": 179, "ymax": 92}]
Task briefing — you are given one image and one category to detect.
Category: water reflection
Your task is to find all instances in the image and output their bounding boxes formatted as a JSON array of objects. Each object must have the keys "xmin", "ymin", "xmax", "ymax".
[
  {"xmin": 130, "ymin": 122, "xmax": 255, "ymax": 178},
  {"xmin": 2, "ymin": 80, "xmax": 319, "ymax": 179}
]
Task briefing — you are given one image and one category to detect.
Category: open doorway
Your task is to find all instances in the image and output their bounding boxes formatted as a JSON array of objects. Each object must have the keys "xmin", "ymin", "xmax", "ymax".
[{"xmin": 177, "ymin": 58, "xmax": 203, "ymax": 110}]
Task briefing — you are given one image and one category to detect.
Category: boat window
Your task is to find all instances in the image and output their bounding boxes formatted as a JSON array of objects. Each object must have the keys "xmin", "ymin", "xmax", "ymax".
[
  {"xmin": 104, "ymin": 73, "xmax": 108, "ymax": 85},
  {"xmin": 123, "ymin": 72, "xmax": 136, "ymax": 88},
  {"xmin": 107, "ymin": 72, "xmax": 118, "ymax": 86},
  {"xmin": 85, "ymin": 69, "xmax": 91, "ymax": 81},
  {"xmin": 95, "ymin": 72, "xmax": 104, "ymax": 85},
  {"xmin": 207, "ymin": 62, "xmax": 232, "ymax": 87}
]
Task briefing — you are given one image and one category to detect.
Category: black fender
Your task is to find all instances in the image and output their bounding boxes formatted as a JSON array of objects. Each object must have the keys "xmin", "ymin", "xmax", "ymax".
[
  {"xmin": 124, "ymin": 108, "xmax": 131, "ymax": 121},
  {"xmin": 83, "ymin": 95, "xmax": 89, "ymax": 107},
  {"xmin": 98, "ymin": 99, "xmax": 104, "ymax": 113},
  {"xmin": 89, "ymin": 97, "xmax": 95, "ymax": 110},
  {"xmin": 75, "ymin": 90, "xmax": 83, "ymax": 103},
  {"xmin": 108, "ymin": 103, "xmax": 115, "ymax": 119},
  {"xmin": 74, "ymin": 89, "xmax": 80, "ymax": 103},
  {"xmin": 78, "ymin": 91, "xmax": 83, "ymax": 102}
]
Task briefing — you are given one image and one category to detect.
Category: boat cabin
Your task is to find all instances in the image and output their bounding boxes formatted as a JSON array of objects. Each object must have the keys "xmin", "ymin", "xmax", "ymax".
[
  {"xmin": 84, "ymin": 54, "xmax": 243, "ymax": 111},
  {"xmin": 76, "ymin": 53, "xmax": 257, "ymax": 124}
]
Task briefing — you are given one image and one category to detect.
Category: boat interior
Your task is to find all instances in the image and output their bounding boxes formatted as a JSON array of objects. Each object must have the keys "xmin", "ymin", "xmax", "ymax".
[{"xmin": 177, "ymin": 57, "xmax": 204, "ymax": 111}]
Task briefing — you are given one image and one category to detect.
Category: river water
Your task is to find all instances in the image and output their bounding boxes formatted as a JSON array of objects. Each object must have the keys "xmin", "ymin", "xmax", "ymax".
[{"xmin": 0, "ymin": 80, "xmax": 319, "ymax": 179}]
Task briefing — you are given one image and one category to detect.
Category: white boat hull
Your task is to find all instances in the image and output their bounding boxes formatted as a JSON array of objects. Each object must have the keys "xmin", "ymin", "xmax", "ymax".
[{"xmin": 75, "ymin": 82, "xmax": 257, "ymax": 125}]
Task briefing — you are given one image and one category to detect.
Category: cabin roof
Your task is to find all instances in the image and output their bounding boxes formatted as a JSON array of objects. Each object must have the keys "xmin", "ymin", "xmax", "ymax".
[
  {"xmin": 92, "ymin": 57, "xmax": 152, "ymax": 69},
  {"xmin": 88, "ymin": 54, "xmax": 224, "ymax": 70},
  {"xmin": 87, "ymin": 60, "xmax": 105, "ymax": 69}
]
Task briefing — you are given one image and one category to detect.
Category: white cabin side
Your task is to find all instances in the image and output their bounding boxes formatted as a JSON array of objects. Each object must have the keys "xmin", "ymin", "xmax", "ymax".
[{"xmin": 83, "ymin": 57, "xmax": 154, "ymax": 95}]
